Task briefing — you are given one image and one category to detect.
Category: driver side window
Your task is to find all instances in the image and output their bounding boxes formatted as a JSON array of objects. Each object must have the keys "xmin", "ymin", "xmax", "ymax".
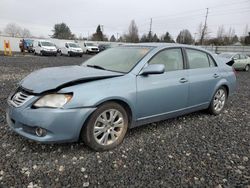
[{"xmin": 149, "ymin": 48, "xmax": 184, "ymax": 72}]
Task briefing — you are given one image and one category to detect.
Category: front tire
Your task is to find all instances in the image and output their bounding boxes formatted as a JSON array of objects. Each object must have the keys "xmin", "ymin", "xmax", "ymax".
[
  {"xmin": 245, "ymin": 65, "xmax": 249, "ymax": 72},
  {"xmin": 82, "ymin": 102, "xmax": 128, "ymax": 151},
  {"xmin": 208, "ymin": 86, "xmax": 227, "ymax": 115}
]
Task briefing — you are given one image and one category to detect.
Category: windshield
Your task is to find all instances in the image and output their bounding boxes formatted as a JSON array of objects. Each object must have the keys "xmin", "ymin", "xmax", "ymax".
[
  {"xmin": 218, "ymin": 53, "xmax": 234, "ymax": 59},
  {"xmin": 82, "ymin": 47, "xmax": 151, "ymax": 73},
  {"xmin": 41, "ymin": 41, "xmax": 54, "ymax": 47},
  {"xmin": 69, "ymin": 43, "xmax": 80, "ymax": 48},
  {"xmin": 86, "ymin": 43, "xmax": 95, "ymax": 46}
]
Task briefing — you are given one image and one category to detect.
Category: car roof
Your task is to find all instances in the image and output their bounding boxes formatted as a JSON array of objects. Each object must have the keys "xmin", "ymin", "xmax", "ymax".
[{"xmin": 121, "ymin": 43, "xmax": 213, "ymax": 54}]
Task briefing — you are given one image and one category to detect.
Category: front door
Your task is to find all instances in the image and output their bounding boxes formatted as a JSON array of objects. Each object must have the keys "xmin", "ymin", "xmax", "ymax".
[{"xmin": 136, "ymin": 48, "xmax": 189, "ymax": 120}]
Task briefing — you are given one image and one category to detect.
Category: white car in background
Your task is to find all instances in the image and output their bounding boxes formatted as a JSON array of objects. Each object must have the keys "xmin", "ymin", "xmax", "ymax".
[
  {"xmin": 83, "ymin": 42, "xmax": 99, "ymax": 54},
  {"xmin": 218, "ymin": 52, "xmax": 250, "ymax": 71},
  {"xmin": 33, "ymin": 40, "xmax": 57, "ymax": 56},
  {"xmin": 60, "ymin": 42, "xmax": 83, "ymax": 57}
]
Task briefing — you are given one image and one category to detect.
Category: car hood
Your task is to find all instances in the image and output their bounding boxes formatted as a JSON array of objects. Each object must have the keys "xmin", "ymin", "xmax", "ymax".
[
  {"xmin": 20, "ymin": 66, "xmax": 124, "ymax": 94},
  {"xmin": 70, "ymin": 47, "xmax": 82, "ymax": 51},
  {"xmin": 42, "ymin": 46, "xmax": 57, "ymax": 50},
  {"xmin": 87, "ymin": 46, "xmax": 98, "ymax": 49}
]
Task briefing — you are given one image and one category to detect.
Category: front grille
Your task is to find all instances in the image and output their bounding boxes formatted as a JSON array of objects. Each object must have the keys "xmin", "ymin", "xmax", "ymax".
[
  {"xmin": 9, "ymin": 90, "xmax": 34, "ymax": 107},
  {"xmin": 91, "ymin": 48, "xmax": 98, "ymax": 51}
]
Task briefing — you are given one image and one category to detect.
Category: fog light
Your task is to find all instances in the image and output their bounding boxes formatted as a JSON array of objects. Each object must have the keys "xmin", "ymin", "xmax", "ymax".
[{"xmin": 35, "ymin": 127, "xmax": 46, "ymax": 137}]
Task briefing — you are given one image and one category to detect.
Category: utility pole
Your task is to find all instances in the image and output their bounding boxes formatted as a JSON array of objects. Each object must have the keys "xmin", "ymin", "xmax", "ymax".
[
  {"xmin": 116, "ymin": 33, "xmax": 119, "ymax": 41},
  {"xmin": 200, "ymin": 8, "xmax": 209, "ymax": 45},
  {"xmin": 149, "ymin": 18, "xmax": 152, "ymax": 41}
]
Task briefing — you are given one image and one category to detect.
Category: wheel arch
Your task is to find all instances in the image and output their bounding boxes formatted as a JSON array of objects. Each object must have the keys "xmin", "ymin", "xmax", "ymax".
[
  {"xmin": 78, "ymin": 98, "xmax": 134, "ymax": 141},
  {"xmin": 220, "ymin": 84, "xmax": 229, "ymax": 98}
]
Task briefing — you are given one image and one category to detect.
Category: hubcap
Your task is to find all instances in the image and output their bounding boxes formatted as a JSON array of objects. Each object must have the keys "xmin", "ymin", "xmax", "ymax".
[
  {"xmin": 93, "ymin": 109, "xmax": 124, "ymax": 146},
  {"xmin": 213, "ymin": 89, "xmax": 226, "ymax": 112}
]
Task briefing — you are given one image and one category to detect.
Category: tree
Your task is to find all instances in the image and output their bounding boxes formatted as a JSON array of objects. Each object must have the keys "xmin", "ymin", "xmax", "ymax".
[
  {"xmin": 161, "ymin": 32, "xmax": 175, "ymax": 43},
  {"xmin": 117, "ymin": 36, "xmax": 125, "ymax": 42},
  {"xmin": 110, "ymin": 35, "xmax": 116, "ymax": 42},
  {"xmin": 217, "ymin": 25, "xmax": 225, "ymax": 45},
  {"xmin": 4, "ymin": 23, "xmax": 22, "ymax": 37},
  {"xmin": 52, "ymin": 23, "xmax": 74, "ymax": 39},
  {"xmin": 176, "ymin": 29, "xmax": 193, "ymax": 44},
  {"xmin": 124, "ymin": 20, "xmax": 139, "ymax": 43},
  {"xmin": 21, "ymin": 28, "xmax": 32, "ymax": 38},
  {"xmin": 140, "ymin": 34, "xmax": 148, "ymax": 42},
  {"xmin": 245, "ymin": 32, "xmax": 250, "ymax": 45},
  {"xmin": 91, "ymin": 25, "xmax": 104, "ymax": 41},
  {"xmin": 152, "ymin": 34, "xmax": 159, "ymax": 42}
]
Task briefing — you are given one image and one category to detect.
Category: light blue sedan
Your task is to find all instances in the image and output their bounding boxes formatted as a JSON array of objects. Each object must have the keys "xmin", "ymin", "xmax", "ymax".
[{"xmin": 6, "ymin": 44, "xmax": 236, "ymax": 151}]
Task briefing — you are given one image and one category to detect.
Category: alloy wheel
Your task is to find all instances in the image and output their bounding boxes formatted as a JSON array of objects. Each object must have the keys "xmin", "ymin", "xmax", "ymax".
[
  {"xmin": 213, "ymin": 89, "xmax": 226, "ymax": 112},
  {"xmin": 93, "ymin": 109, "xmax": 124, "ymax": 146}
]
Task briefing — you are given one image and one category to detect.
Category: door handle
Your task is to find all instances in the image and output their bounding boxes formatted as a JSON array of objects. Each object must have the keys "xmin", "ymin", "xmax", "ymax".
[
  {"xmin": 179, "ymin": 78, "xmax": 188, "ymax": 83},
  {"xmin": 213, "ymin": 74, "xmax": 220, "ymax": 78}
]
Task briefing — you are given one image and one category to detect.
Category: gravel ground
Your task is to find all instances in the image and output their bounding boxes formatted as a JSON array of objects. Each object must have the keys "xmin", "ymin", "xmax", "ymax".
[{"xmin": 0, "ymin": 55, "xmax": 249, "ymax": 187}]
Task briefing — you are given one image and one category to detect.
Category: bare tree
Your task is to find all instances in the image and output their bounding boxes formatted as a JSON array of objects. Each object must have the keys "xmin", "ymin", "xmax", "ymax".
[
  {"xmin": 21, "ymin": 28, "xmax": 32, "ymax": 38},
  {"xmin": 216, "ymin": 25, "xmax": 225, "ymax": 44},
  {"xmin": 4, "ymin": 23, "xmax": 32, "ymax": 38},
  {"xmin": 124, "ymin": 20, "xmax": 139, "ymax": 43},
  {"xmin": 243, "ymin": 24, "xmax": 249, "ymax": 36},
  {"xmin": 4, "ymin": 23, "xmax": 22, "ymax": 37}
]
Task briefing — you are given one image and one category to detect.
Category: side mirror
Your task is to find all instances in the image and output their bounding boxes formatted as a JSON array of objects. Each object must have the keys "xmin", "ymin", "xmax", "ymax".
[
  {"xmin": 38, "ymin": 44, "xmax": 41, "ymax": 47},
  {"xmin": 140, "ymin": 64, "xmax": 165, "ymax": 75}
]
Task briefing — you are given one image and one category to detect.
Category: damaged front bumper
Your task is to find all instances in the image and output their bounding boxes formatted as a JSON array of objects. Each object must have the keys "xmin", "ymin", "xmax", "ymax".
[{"xmin": 6, "ymin": 96, "xmax": 96, "ymax": 143}]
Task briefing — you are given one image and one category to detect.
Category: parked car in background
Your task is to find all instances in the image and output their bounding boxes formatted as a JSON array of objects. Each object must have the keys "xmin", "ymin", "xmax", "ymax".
[
  {"xmin": 19, "ymin": 39, "xmax": 34, "ymax": 53},
  {"xmin": 6, "ymin": 44, "xmax": 236, "ymax": 151},
  {"xmin": 33, "ymin": 40, "xmax": 57, "ymax": 56},
  {"xmin": 218, "ymin": 52, "xmax": 250, "ymax": 71},
  {"xmin": 83, "ymin": 42, "xmax": 99, "ymax": 54},
  {"xmin": 60, "ymin": 42, "xmax": 83, "ymax": 57},
  {"xmin": 98, "ymin": 43, "xmax": 111, "ymax": 52}
]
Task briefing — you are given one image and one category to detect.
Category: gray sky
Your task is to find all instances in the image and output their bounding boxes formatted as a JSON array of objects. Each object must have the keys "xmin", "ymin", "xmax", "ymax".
[{"xmin": 0, "ymin": 0, "xmax": 249, "ymax": 40}]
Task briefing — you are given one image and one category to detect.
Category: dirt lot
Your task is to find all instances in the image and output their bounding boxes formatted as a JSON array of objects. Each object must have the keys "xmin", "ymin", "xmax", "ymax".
[{"xmin": 0, "ymin": 55, "xmax": 249, "ymax": 187}]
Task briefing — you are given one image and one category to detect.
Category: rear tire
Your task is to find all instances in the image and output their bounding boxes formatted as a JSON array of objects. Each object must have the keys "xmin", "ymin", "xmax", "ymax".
[
  {"xmin": 82, "ymin": 102, "xmax": 128, "ymax": 151},
  {"xmin": 208, "ymin": 86, "xmax": 227, "ymax": 115}
]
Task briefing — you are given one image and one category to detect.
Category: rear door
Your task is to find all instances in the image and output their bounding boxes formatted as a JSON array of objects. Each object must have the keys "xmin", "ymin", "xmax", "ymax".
[
  {"xmin": 185, "ymin": 48, "xmax": 220, "ymax": 107},
  {"xmin": 136, "ymin": 48, "xmax": 189, "ymax": 119}
]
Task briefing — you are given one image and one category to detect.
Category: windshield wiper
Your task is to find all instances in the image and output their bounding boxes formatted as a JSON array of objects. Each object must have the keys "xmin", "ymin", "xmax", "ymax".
[{"xmin": 86, "ymin": 64, "xmax": 106, "ymax": 70}]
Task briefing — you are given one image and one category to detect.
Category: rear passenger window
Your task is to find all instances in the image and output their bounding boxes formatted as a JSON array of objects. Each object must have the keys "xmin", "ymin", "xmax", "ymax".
[
  {"xmin": 186, "ymin": 49, "xmax": 210, "ymax": 69},
  {"xmin": 149, "ymin": 48, "xmax": 184, "ymax": 72},
  {"xmin": 208, "ymin": 55, "xmax": 217, "ymax": 67}
]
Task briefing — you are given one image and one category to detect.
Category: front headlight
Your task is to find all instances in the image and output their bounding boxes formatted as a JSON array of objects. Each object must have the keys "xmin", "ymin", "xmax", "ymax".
[{"xmin": 33, "ymin": 94, "xmax": 73, "ymax": 108}]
